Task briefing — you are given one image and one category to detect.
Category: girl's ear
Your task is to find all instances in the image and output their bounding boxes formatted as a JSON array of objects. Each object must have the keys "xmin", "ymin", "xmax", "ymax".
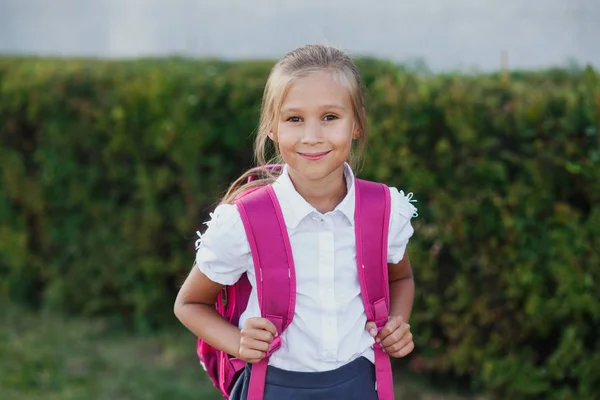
[
  {"xmin": 268, "ymin": 130, "xmax": 278, "ymax": 142},
  {"xmin": 352, "ymin": 123, "xmax": 361, "ymax": 140},
  {"xmin": 353, "ymin": 109, "xmax": 366, "ymax": 139}
]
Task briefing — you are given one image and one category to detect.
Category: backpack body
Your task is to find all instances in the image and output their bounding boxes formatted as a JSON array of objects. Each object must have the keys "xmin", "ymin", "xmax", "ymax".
[
  {"xmin": 196, "ymin": 274, "xmax": 251, "ymax": 396},
  {"xmin": 196, "ymin": 167, "xmax": 395, "ymax": 400}
]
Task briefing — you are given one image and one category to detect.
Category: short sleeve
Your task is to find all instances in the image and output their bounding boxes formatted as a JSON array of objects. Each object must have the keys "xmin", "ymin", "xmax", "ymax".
[
  {"xmin": 387, "ymin": 187, "xmax": 418, "ymax": 264},
  {"xmin": 194, "ymin": 203, "xmax": 251, "ymax": 286}
]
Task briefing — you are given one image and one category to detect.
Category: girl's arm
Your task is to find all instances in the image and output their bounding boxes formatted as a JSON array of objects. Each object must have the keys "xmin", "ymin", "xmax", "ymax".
[
  {"xmin": 174, "ymin": 266, "xmax": 242, "ymax": 357},
  {"xmin": 388, "ymin": 249, "xmax": 415, "ymax": 322},
  {"xmin": 174, "ymin": 266, "xmax": 277, "ymax": 363},
  {"xmin": 365, "ymin": 249, "xmax": 415, "ymax": 358}
]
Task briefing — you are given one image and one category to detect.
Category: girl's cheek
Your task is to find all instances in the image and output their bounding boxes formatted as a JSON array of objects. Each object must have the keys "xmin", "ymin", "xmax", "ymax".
[{"xmin": 332, "ymin": 129, "xmax": 354, "ymax": 145}]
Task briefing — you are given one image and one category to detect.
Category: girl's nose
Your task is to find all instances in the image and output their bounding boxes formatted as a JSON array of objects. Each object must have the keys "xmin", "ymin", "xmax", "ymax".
[{"xmin": 301, "ymin": 120, "xmax": 324, "ymax": 144}]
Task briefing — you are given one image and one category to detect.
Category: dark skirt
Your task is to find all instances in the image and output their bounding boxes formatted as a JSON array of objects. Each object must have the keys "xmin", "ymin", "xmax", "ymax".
[{"xmin": 229, "ymin": 356, "xmax": 378, "ymax": 400}]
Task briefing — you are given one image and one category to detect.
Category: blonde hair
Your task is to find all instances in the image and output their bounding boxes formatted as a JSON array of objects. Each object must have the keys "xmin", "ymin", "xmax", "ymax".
[{"xmin": 222, "ymin": 44, "xmax": 368, "ymax": 203}]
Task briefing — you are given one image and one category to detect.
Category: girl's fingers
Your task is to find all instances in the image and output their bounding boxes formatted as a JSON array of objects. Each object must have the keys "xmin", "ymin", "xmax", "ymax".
[
  {"xmin": 389, "ymin": 340, "xmax": 415, "ymax": 358},
  {"xmin": 380, "ymin": 324, "xmax": 411, "ymax": 349},
  {"xmin": 376, "ymin": 316, "xmax": 403, "ymax": 342},
  {"xmin": 239, "ymin": 319, "xmax": 277, "ymax": 363},
  {"xmin": 241, "ymin": 327, "xmax": 274, "ymax": 343},
  {"xmin": 245, "ymin": 318, "xmax": 278, "ymax": 338},
  {"xmin": 365, "ymin": 321, "xmax": 378, "ymax": 338},
  {"xmin": 240, "ymin": 337, "xmax": 270, "ymax": 353},
  {"xmin": 238, "ymin": 338, "xmax": 270, "ymax": 363},
  {"xmin": 384, "ymin": 331, "xmax": 413, "ymax": 354},
  {"xmin": 238, "ymin": 347, "xmax": 265, "ymax": 364}
]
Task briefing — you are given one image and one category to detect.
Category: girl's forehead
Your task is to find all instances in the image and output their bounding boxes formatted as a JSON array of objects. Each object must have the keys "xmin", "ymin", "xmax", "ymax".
[{"xmin": 282, "ymin": 71, "xmax": 352, "ymax": 108}]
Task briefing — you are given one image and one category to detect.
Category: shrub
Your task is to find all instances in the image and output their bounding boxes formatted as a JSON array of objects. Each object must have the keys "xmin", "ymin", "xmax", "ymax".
[{"xmin": 1, "ymin": 57, "xmax": 598, "ymax": 398}]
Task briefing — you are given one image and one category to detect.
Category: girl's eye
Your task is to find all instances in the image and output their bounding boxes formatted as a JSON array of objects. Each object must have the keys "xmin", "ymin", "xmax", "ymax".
[
  {"xmin": 287, "ymin": 116, "xmax": 301, "ymax": 122},
  {"xmin": 323, "ymin": 114, "xmax": 338, "ymax": 121}
]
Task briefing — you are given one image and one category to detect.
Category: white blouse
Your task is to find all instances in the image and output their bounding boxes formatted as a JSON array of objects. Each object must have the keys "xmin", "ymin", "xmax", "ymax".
[{"xmin": 195, "ymin": 163, "xmax": 417, "ymax": 372}]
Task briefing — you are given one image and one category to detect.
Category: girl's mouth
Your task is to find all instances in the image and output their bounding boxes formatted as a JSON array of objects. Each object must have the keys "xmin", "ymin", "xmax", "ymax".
[{"xmin": 297, "ymin": 151, "xmax": 331, "ymax": 161}]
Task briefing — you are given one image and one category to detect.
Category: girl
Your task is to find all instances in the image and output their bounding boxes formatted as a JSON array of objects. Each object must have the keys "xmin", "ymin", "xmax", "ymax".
[{"xmin": 174, "ymin": 44, "xmax": 418, "ymax": 399}]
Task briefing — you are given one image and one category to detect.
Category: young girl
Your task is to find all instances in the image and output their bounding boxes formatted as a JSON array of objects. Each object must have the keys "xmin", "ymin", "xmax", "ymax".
[{"xmin": 174, "ymin": 44, "xmax": 417, "ymax": 400}]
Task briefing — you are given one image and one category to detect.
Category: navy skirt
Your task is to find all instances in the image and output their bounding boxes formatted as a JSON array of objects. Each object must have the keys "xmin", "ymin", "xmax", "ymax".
[{"xmin": 229, "ymin": 356, "xmax": 378, "ymax": 400}]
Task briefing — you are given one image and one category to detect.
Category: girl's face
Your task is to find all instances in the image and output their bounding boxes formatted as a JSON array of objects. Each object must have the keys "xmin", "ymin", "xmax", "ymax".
[{"xmin": 271, "ymin": 71, "xmax": 358, "ymax": 184}]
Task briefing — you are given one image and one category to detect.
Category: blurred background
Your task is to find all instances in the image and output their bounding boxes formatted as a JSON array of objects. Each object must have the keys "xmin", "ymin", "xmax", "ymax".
[
  {"xmin": 1, "ymin": 1, "xmax": 599, "ymax": 400},
  {"xmin": 1, "ymin": 0, "xmax": 600, "ymax": 71}
]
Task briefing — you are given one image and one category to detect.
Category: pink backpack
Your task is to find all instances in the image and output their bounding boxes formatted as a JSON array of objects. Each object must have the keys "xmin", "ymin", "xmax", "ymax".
[{"xmin": 197, "ymin": 166, "xmax": 395, "ymax": 400}]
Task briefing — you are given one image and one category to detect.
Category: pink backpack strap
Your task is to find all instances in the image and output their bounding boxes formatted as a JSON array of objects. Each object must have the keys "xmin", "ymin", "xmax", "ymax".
[
  {"xmin": 355, "ymin": 179, "xmax": 395, "ymax": 400},
  {"xmin": 236, "ymin": 184, "xmax": 296, "ymax": 400}
]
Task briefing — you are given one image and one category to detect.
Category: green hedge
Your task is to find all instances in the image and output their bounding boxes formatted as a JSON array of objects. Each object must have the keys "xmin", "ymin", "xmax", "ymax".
[{"xmin": 1, "ymin": 57, "xmax": 599, "ymax": 399}]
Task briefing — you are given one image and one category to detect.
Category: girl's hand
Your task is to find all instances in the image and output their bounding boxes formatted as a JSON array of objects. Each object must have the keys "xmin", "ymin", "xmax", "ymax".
[
  {"xmin": 238, "ymin": 317, "xmax": 278, "ymax": 364},
  {"xmin": 366, "ymin": 316, "xmax": 414, "ymax": 358}
]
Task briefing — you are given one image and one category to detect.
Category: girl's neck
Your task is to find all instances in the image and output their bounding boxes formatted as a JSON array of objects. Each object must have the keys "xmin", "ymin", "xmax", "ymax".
[{"xmin": 287, "ymin": 164, "xmax": 347, "ymax": 214}]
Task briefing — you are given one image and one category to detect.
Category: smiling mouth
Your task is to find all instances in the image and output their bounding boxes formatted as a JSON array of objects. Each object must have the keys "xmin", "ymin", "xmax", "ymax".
[{"xmin": 297, "ymin": 151, "xmax": 331, "ymax": 161}]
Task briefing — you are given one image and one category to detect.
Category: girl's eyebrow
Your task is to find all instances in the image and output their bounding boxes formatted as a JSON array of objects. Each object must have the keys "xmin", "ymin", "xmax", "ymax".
[{"xmin": 281, "ymin": 104, "xmax": 347, "ymax": 114}]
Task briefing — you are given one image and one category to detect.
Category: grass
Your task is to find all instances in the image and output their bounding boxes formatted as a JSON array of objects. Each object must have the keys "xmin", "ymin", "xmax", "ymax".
[{"xmin": 0, "ymin": 301, "xmax": 484, "ymax": 400}]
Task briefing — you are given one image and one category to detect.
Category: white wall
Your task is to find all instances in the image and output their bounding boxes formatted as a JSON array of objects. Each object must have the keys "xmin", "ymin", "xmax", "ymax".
[{"xmin": 0, "ymin": 0, "xmax": 598, "ymax": 71}]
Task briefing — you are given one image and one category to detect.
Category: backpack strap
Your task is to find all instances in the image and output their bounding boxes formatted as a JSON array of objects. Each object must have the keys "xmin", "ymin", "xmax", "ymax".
[
  {"xmin": 355, "ymin": 179, "xmax": 395, "ymax": 400},
  {"xmin": 235, "ymin": 184, "xmax": 296, "ymax": 400}
]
